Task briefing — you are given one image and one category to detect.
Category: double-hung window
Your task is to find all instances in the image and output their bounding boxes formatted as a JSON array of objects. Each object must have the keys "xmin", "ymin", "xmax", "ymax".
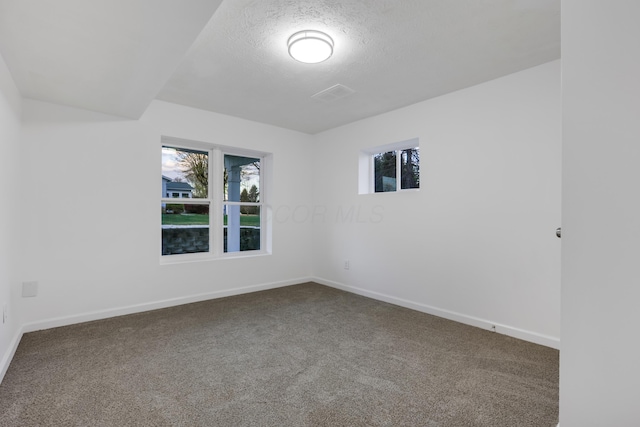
[{"xmin": 161, "ymin": 138, "xmax": 267, "ymax": 260}]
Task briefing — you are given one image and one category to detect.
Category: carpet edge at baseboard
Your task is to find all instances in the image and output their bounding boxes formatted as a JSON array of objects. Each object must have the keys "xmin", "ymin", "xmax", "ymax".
[
  {"xmin": 312, "ymin": 276, "xmax": 560, "ymax": 350},
  {"xmin": 1, "ymin": 277, "xmax": 313, "ymax": 384},
  {"xmin": 2, "ymin": 275, "xmax": 559, "ymax": 386},
  {"xmin": 19, "ymin": 277, "xmax": 314, "ymax": 336}
]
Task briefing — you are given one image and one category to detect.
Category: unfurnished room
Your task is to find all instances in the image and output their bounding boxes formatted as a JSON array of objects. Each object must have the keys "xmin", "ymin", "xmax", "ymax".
[{"xmin": 1, "ymin": 1, "xmax": 639, "ymax": 426}]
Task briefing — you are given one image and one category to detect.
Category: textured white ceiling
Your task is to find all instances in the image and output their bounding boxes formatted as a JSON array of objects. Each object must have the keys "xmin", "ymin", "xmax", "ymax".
[
  {"xmin": 0, "ymin": 0, "xmax": 560, "ymax": 133},
  {"xmin": 157, "ymin": 0, "xmax": 560, "ymax": 133}
]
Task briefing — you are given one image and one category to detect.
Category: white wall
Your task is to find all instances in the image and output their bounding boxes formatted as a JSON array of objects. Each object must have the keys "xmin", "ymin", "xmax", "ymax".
[
  {"xmin": 561, "ymin": 2, "xmax": 640, "ymax": 425},
  {"xmin": 0, "ymin": 51, "xmax": 22, "ymax": 381},
  {"xmin": 5, "ymin": 59, "xmax": 562, "ymax": 381},
  {"xmin": 17, "ymin": 99, "xmax": 314, "ymax": 329},
  {"xmin": 312, "ymin": 61, "xmax": 561, "ymax": 347}
]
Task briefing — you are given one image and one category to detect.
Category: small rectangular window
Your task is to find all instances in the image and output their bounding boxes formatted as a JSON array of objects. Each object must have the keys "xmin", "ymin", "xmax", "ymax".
[{"xmin": 360, "ymin": 138, "xmax": 420, "ymax": 194}]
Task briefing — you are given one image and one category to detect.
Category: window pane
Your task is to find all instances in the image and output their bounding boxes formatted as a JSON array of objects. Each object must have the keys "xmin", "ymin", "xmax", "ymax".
[
  {"xmin": 224, "ymin": 155, "xmax": 260, "ymax": 202},
  {"xmin": 162, "ymin": 146, "xmax": 208, "ymax": 199},
  {"xmin": 223, "ymin": 205, "xmax": 261, "ymax": 253},
  {"xmin": 162, "ymin": 203, "xmax": 209, "ymax": 255},
  {"xmin": 374, "ymin": 151, "xmax": 397, "ymax": 192},
  {"xmin": 400, "ymin": 147, "xmax": 420, "ymax": 189}
]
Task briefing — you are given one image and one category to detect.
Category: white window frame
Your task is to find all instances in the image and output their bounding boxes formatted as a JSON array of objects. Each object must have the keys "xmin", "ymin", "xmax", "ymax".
[
  {"xmin": 160, "ymin": 136, "xmax": 269, "ymax": 263},
  {"xmin": 359, "ymin": 137, "xmax": 420, "ymax": 195}
]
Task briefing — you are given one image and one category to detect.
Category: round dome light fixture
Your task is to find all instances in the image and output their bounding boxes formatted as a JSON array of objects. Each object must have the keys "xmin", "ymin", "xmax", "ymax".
[{"xmin": 287, "ymin": 30, "xmax": 334, "ymax": 64}]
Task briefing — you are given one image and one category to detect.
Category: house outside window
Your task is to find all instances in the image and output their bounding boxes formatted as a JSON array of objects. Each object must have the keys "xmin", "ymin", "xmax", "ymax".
[
  {"xmin": 162, "ymin": 176, "xmax": 194, "ymax": 198},
  {"xmin": 161, "ymin": 138, "xmax": 268, "ymax": 260}
]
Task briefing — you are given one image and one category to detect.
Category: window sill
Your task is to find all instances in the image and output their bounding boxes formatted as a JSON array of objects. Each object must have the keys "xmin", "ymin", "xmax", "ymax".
[
  {"xmin": 159, "ymin": 251, "xmax": 271, "ymax": 265},
  {"xmin": 358, "ymin": 188, "xmax": 420, "ymax": 196}
]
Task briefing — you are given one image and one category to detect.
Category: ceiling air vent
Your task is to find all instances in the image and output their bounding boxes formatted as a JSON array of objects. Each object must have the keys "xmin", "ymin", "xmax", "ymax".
[{"xmin": 312, "ymin": 84, "xmax": 355, "ymax": 103}]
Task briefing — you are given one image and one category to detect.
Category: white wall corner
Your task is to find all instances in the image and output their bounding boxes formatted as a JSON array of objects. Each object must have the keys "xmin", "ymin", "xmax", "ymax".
[{"xmin": 0, "ymin": 325, "xmax": 24, "ymax": 385}]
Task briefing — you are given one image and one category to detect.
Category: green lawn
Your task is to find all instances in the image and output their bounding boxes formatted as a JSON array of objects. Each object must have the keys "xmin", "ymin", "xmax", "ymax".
[
  {"xmin": 162, "ymin": 213, "xmax": 260, "ymax": 227},
  {"xmin": 228, "ymin": 214, "xmax": 260, "ymax": 227}
]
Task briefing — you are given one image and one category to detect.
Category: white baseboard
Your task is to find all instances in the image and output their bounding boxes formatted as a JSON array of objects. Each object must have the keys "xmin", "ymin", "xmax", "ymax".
[
  {"xmin": 22, "ymin": 277, "xmax": 312, "ymax": 334},
  {"xmin": 0, "ymin": 324, "xmax": 25, "ymax": 385},
  {"xmin": 312, "ymin": 276, "xmax": 560, "ymax": 349},
  {"xmin": 0, "ymin": 277, "xmax": 311, "ymax": 385},
  {"xmin": 2, "ymin": 275, "xmax": 557, "ymax": 385}
]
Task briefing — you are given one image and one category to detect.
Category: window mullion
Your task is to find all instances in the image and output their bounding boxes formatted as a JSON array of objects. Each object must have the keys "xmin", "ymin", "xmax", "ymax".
[
  {"xmin": 210, "ymin": 148, "xmax": 223, "ymax": 256},
  {"xmin": 396, "ymin": 149, "xmax": 402, "ymax": 191},
  {"xmin": 370, "ymin": 154, "xmax": 375, "ymax": 193},
  {"xmin": 160, "ymin": 198, "xmax": 209, "ymax": 204},
  {"xmin": 223, "ymin": 201, "xmax": 262, "ymax": 206}
]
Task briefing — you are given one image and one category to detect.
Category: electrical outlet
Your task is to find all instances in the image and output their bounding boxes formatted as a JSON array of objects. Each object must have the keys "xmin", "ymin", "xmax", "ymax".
[
  {"xmin": 22, "ymin": 281, "xmax": 38, "ymax": 297},
  {"xmin": 344, "ymin": 260, "xmax": 350, "ymax": 270}
]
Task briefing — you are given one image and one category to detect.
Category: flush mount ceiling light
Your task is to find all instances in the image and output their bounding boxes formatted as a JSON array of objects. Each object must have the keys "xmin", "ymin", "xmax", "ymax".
[{"xmin": 287, "ymin": 30, "xmax": 334, "ymax": 64}]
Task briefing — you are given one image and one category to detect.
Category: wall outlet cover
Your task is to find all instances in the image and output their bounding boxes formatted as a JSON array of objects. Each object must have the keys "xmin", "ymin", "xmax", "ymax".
[{"xmin": 22, "ymin": 281, "xmax": 38, "ymax": 298}]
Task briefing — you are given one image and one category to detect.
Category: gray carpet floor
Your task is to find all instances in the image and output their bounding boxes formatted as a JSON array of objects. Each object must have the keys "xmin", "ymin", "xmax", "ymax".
[{"xmin": 0, "ymin": 283, "xmax": 559, "ymax": 426}]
